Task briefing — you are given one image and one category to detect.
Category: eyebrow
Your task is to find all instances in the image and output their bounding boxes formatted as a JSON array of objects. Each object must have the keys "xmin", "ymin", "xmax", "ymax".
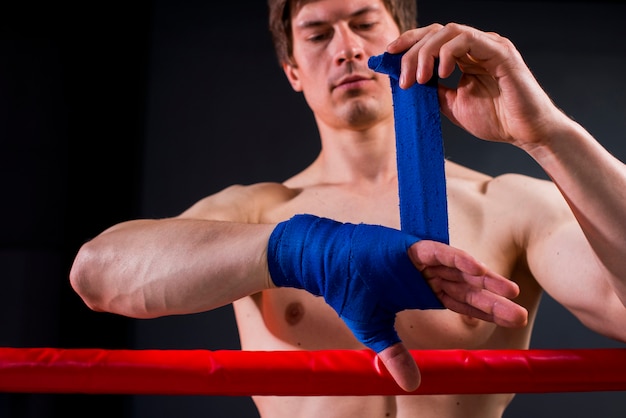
[{"xmin": 295, "ymin": 6, "xmax": 382, "ymax": 29}]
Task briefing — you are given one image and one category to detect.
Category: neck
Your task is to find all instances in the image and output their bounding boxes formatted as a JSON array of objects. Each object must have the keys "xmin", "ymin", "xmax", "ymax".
[{"xmin": 313, "ymin": 116, "xmax": 398, "ymax": 185}]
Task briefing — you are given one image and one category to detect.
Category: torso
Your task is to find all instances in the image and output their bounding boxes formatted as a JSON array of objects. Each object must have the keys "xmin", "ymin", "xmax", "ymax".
[{"xmin": 221, "ymin": 161, "xmax": 548, "ymax": 417}]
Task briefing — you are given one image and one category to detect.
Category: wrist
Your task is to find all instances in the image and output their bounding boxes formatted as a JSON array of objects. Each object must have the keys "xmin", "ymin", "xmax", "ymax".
[{"xmin": 519, "ymin": 115, "xmax": 588, "ymax": 165}]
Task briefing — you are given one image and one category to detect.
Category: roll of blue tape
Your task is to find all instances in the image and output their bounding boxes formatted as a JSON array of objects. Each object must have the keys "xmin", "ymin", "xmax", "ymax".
[{"xmin": 368, "ymin": 52, "xmax": 449, "ymax": 244}]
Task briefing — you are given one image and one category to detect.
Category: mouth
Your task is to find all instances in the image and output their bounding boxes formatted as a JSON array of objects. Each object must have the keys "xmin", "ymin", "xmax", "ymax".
[{"xmin": 332, "ymin": 74, "xmax": 374, "ymax": 91}]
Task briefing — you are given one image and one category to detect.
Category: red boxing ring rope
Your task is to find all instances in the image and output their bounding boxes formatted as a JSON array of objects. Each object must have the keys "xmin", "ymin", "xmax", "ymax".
[{"xmin": 2, "ymin": 348, "xmax": 626, "ymax": 396}]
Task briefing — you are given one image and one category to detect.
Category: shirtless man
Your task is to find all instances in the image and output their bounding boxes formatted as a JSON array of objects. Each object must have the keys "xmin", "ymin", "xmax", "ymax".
[{"xmin": 69, "ymin": 0, "xmax": 626, "ymax": 417}]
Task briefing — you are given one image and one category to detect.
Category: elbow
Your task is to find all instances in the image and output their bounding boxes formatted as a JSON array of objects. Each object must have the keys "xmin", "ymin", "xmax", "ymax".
[
  {"xmin": 70, "ymin": 240, "xmax": 158, "ymax": 319},
  {"xmin": 69, "ymin": 241, "xmax": 109, "ymax": 313}
]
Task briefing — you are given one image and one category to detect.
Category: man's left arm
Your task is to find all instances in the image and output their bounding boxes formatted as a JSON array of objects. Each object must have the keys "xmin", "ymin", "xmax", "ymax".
[
  {"xmin": 523, "ymin": 114, "xmax": 626, "ymax": 305},
  {"xmin": 388, "ymin": 23, "xmax": 626, "ymax": 338}
]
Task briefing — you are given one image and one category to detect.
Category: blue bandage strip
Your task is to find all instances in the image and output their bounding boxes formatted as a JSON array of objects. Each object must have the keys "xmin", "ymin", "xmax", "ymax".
[
  {"xmin": 266, "ymin": 52, "xmax": 450, "ymax": 355},
  {"xmin": 268, "ymin": 214, "xmax": 443, "ymax": 353},
  {"xmin": 368, "ymin": 52, "xmax": 449, "ymax": 244}
]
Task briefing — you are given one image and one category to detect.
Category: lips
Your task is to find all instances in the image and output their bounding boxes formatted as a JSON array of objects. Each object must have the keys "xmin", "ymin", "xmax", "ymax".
[{"xmin": 332, "ymin": 74, "xmax": 373, "ymax": 90}]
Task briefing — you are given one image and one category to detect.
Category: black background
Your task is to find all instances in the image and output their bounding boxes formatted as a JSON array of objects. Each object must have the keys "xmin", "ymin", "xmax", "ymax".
[{"xmin": 1, "ymin": 1, "xmax": 625, "ymax": 417}]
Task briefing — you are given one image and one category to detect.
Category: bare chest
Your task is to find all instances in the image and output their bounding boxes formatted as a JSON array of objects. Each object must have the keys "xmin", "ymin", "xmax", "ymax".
[{"xmin": 235, "ymin": 176, "xmax": 533, "ymax": 417}]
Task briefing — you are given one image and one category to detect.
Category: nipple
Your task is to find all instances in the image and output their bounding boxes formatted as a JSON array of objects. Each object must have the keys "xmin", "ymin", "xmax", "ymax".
[{"xmin": 285, "ymin": 301, "xmax": 305, "ymax": 326}]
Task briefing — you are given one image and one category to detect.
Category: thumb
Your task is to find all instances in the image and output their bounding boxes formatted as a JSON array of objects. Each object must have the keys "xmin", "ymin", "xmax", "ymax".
[{"xmin": 376, "ymin": 342, "xmax": 421, "ymax": 392}]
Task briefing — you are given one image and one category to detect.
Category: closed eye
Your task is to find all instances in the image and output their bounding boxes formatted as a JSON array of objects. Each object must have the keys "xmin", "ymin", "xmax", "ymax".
[
  {"xmin": 353, "ymin": 22, "xmax": 378, "ymax": 31},
  {"xmin": 307, "ymin": 31, "xmax": 332, "ymax": 43}
]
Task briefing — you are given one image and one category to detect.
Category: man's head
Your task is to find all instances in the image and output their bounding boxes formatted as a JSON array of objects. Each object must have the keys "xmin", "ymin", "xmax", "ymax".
[
  {"xmin": 268, "ymin": 0, "xmax": 417, "ymax": 65},
  {"xmin": 271, "ymin": 0, "xmax": 406, "ymax": 132}
]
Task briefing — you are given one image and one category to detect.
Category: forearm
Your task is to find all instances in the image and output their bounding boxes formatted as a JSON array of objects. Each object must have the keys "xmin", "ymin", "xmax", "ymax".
[
  {"xmin": 69, "ymin": 218, "xmax": 274, "ymax": 318},
  {"xmin": 524, "ymin": 118, "xmax": 626, "ymax": 294}
]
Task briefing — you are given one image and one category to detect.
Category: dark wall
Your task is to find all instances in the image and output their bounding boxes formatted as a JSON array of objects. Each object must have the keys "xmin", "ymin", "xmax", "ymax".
[
  {"xmin": 0, "ymin": 2, "xmax": 150, "ymax": 417},
  {"xmin": 1, "ymin": 1, "xmax": 625, "ymax": 417}
]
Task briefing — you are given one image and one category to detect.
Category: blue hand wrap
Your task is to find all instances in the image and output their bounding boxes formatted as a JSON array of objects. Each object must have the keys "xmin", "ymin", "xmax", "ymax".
[{"xmin": 267, "ymin": 214, "xmax": 443, "ymax": 353}]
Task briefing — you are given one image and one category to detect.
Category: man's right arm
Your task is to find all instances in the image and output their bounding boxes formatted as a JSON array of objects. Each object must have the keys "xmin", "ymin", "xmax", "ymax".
[
  {"xmin": 70, "ymin": 179, "xmax": 528, "ymax": 329},
  {"xmin": 69, "ymin": 183, "xmax": 528, "ymax": 391},
  {"xmin": 70, "ymin": 217, "xmax": 275, "ymax": 318},
  {"xmin": 70, "ymin": 183, "xmax": 285, "ymax": 318}
]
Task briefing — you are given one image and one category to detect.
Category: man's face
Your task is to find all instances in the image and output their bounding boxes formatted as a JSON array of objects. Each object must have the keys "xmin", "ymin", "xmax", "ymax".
[{"xmin": 283, "ymin": 0, "xmax": 401, "ymax": 131}]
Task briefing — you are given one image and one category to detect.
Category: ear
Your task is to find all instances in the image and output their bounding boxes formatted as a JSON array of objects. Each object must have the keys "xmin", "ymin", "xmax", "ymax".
[{"xmin": 282, "ymin": 61, "xmax": 303, "ymax": 92}]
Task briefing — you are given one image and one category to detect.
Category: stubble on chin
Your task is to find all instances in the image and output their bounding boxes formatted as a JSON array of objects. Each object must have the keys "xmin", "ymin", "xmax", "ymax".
[{"xmin": 339, "ymin": 95, "xmax": 386, "ymax": 129}]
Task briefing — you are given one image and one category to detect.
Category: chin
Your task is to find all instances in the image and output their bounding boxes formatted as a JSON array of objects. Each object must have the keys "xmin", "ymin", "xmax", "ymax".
[{"xmin": 341, "ymin": 99, "xmax": 386, "ymax": 128}]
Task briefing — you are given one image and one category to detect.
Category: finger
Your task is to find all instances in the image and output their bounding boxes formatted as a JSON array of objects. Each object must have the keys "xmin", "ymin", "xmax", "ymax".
[
  {"xmin": 436, "ymin": 282, "xmax": 528, "ymax": 327},
  {"xmin": 492, "ymin": 298, "xmax": 529, "ymax": 327},
  {"xmin": 422, "ymin": 264, "xmax": 520, "ymax": 299},
  {"xmin": 398, "ymin": 40, "xmax": 421, "ymax": 88},
  {"xmin": 385, "ymin": 25, "xmax": 444, "ymax": 88},
  {"xmin": 376, "ymin": 342, "xmax": 421, "ymax": 392},
  {"xmin": 386, "ymin": 24, "xmax": 443, "ymax": 54},
  {"xmin": 436, "ymin": 294, "xmax": 496, "ymax": 322},
  {"xmin": 409, "ymin": 240, "xmax": 489, "ymax": 276},
  {"xmin": 399, "ymin": 30, "xmax": 442, "ymax": 88},
  {"xmin": 410, "ymin": 241, "xmax": 520, "ymax": 297},
  {"xmin": 483, "ymin": 274, "xmax": 520, "ymax": 298},
  {"xmin": 439, "ymin": 293, "xmax": 528, "ymax": 327}
]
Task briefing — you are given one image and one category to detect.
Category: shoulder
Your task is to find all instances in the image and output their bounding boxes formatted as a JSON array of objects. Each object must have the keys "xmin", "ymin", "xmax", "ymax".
[
  {"xmin": 178, "ymin": 182, "xmax": 300, "ymax": 223},
  {"xmin": 486, "ymin": 173, "xmax": 566, "ymax": 212},
  {"xmin": 482, "ymin": 173, "xmax": 576, "ymax": 251},
  {"xmin": 447, "ymin": 161, "xmax": 573, "ymax": 240},
  {"xmin": 446, "ymin": 160, "xmax": 562, "ymax": 206}
]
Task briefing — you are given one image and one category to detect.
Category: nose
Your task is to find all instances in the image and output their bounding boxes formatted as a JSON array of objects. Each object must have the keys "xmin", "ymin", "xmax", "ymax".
[{"xmin": 332, "ymin": 24, "xmax": 365, "ymax": 65}]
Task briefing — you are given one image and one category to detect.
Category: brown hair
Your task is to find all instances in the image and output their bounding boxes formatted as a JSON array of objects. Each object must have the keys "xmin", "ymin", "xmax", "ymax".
[{"xmin": 268, "ymin": 0, "xmax": 417, "ymax": 65}]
